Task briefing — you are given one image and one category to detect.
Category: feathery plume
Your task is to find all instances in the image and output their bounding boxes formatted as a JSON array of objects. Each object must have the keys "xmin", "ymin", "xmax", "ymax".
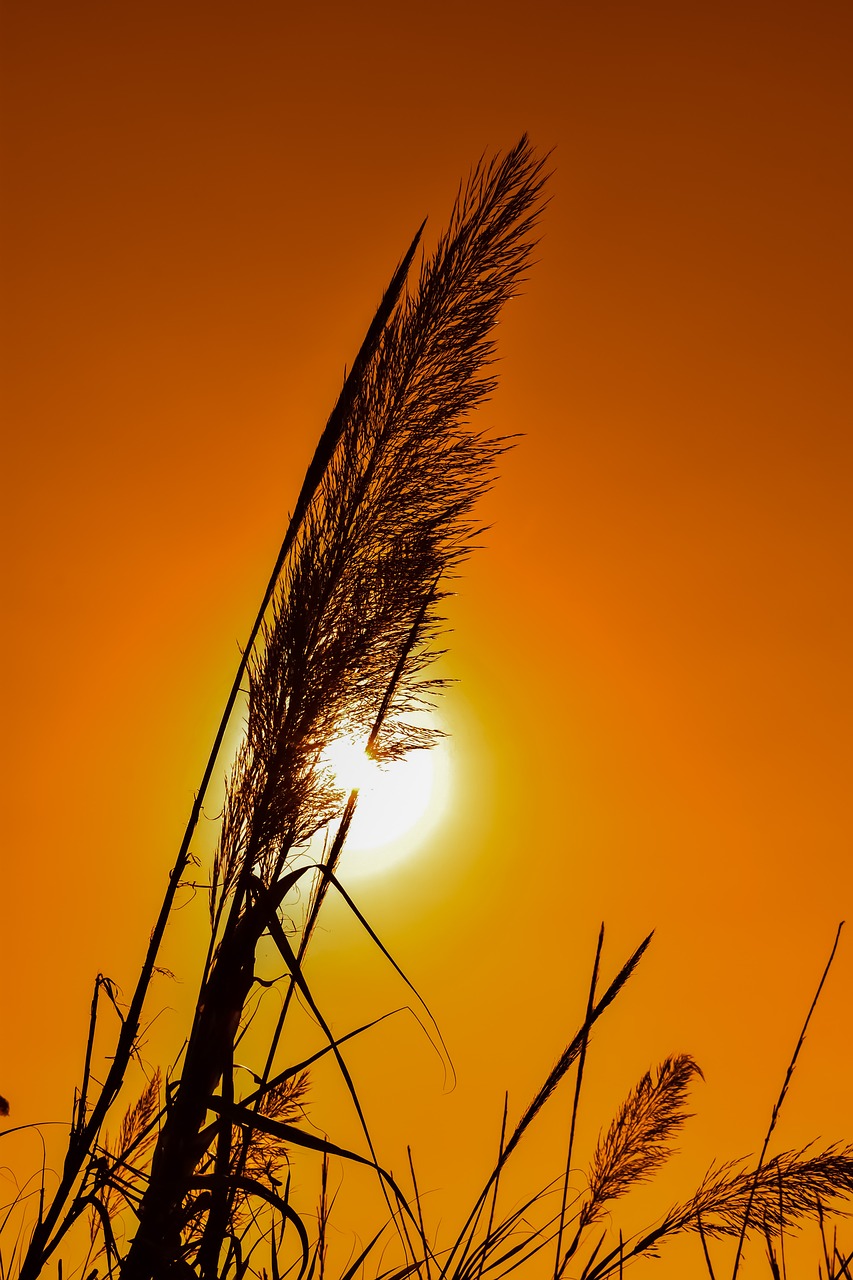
[
  {"xmin": 674, "ymin": 1144, "xmax": 853, "ymax": 1238},
  {"xmin": 211, "ymin": 136, "xmax": 548, "ymax": 912},
  {"xmin": 584, "ymin": 1055, "xmax": 702, "ymax": 1219},
  {"xmin": 581, "ymin": 1144, "xmax": 853, "ymax": 1280}
]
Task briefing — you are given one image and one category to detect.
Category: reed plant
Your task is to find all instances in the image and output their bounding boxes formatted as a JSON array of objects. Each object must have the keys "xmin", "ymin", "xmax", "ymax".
[{"xmin": 1, "ymin": 137, "xmax": 851, "ymax": 1280}]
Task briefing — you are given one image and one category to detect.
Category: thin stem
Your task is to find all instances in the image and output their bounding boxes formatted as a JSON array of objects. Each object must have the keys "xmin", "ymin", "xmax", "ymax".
[
  {"xmin": 731, "ymin": 922, "xmax": 845, "ymax": 1280},
  {"xmin": 554, "ymin": 925, "xmax": 604, "ymax": 1279}
]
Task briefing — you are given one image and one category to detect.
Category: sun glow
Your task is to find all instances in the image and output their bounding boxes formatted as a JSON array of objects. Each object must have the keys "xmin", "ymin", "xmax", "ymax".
[{"xmin": 319, "ymin": 732, "xmax": 450, "ymax": 877}]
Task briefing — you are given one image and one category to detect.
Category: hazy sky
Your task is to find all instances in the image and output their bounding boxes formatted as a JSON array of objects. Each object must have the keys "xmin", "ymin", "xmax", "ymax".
[{"xmin": 3, "ymin": 2, "xmax": 853, "ymax": 1275}]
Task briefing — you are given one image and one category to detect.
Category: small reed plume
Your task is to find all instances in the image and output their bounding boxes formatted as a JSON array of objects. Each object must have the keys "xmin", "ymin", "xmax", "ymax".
[{"xmin": 584, "ymin": 1054, "xmax": 702, "ymax": 1219}]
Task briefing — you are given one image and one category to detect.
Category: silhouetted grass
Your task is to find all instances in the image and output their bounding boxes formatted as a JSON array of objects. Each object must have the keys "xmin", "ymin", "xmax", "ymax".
[{"xmin": 1, "ymin": 138, "xmax": 851, "ymax": 1280}]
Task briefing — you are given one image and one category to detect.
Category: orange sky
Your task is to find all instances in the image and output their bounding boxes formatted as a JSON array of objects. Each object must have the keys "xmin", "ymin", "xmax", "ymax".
[{"xmin": 3, "ymin": 2, "xmax": 853, "ymax": 1275}]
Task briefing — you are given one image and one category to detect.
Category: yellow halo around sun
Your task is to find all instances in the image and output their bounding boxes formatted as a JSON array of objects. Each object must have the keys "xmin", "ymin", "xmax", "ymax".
[{"xmin": 319, "ymin": 732, "xmax": 450, "ymax": 877}]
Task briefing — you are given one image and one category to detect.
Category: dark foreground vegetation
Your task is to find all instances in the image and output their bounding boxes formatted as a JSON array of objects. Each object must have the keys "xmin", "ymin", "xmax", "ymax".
[{"xmin": 2, "ymin": 138, "xmax": 851, "ymax": 1280}]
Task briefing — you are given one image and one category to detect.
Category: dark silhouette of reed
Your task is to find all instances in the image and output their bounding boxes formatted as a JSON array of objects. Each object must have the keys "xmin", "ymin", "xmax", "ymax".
[{"xmin": 2, "ymin": 139, "xmax": 852, "ymax": 1280}]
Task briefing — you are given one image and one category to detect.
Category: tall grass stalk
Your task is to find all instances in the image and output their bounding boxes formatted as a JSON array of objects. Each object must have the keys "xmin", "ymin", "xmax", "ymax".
[{"xmin": 12, "ymin": 137, "xmax": 550, "ymax": 1280}]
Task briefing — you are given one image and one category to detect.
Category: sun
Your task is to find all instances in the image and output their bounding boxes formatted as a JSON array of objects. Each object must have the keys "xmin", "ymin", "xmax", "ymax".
[{"xmin": 319, "ymin": 731, "xmax": 450, "ymax": 877}]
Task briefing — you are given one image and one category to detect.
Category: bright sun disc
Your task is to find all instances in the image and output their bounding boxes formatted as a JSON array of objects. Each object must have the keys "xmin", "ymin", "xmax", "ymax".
[{"xmin": 318, "ymin": 733, "xmax": 449, "ymax": 877}]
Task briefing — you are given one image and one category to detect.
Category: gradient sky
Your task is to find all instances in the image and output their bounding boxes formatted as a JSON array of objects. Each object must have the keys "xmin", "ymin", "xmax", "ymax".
[{"xmin": 3, "ymin": 2, "xmax": 853, "ymax": 1275}]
